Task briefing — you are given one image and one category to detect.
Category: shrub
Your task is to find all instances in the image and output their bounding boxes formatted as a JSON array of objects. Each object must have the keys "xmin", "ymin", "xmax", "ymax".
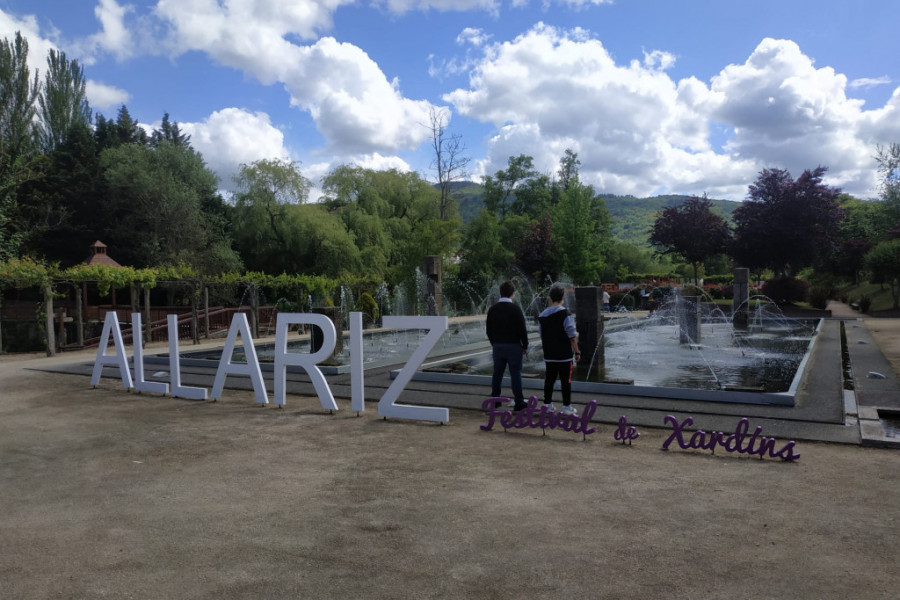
[
  {"xmin": 650, "ymin": 285, "xmax": 676, "ymax": 301},
  {"xmin": 858, "ymin": 294, "xmax": 872, "ymax": 313},
  {"xmin": 808, "ymin": 286, "xmax": 830, "ymax": 310},
  {"xmin": 275, "ymin": 298, "xmax": 298, "ymax": 312},
  {"xmin": 761, "ymin": 277, "xmax": 809, "ymax": 304},
  {"xmin": 355, "ymin": 291, "xmax": 380, "ymax": 324}
]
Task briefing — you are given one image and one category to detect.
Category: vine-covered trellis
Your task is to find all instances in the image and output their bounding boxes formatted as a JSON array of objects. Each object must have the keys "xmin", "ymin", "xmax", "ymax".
[{"xmin": 0, "ymin": 258, "xmax": 382, "ymax": 355}]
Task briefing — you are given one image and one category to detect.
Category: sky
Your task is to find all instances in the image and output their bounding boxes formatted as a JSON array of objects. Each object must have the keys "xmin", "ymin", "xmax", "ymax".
[{"xmin": 1, "ymin": 0, "xmax": 898, "ymax": 201}]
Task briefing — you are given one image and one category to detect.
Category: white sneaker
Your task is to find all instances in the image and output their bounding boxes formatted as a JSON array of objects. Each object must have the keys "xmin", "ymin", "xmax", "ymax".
[
  {"xmin": 542, "ymin": 403, "xmax": 556, "ymax": 412},
  {"xmin": 561, "ymin": 405, "xmax": 578, "ymax": 417},
  {"xmin": 507, "ymin": 399, "xmax": 516, "ymax": 409}
]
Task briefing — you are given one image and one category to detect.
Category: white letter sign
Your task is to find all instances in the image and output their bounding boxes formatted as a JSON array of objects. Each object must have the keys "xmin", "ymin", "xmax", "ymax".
[
  {"xmin": 132, "ymin": 313, "xmax": 168, "ymax": 394},
  {"xmin": 90, "ymin": 311, "xmax": 133, "ymax": 389},
  {"xmin": 273, "ymin": 312, "xmax": 338, "ymax": 410},
  {"xmin": 211, "ymin": 312, "xmax": 268, "ymax": 404},
  {"xmin": 378, "ymin": 316, "xmax": 449, "ymax": 423},
  {"xmin": 167, "ymin": 314, "xmax": 208, "ymax": 400}
]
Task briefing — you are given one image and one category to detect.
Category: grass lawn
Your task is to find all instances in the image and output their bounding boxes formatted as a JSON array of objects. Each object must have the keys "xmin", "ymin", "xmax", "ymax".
[{"xmin": 837, "ymin": 281, "xmax": 898, "ymax": 312}]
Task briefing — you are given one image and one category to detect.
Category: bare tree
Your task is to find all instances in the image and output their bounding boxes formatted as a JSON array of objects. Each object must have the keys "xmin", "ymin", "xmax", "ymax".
[{"xmin": 428, "ymin": 107, "xmax": 470, "ymax": 221}]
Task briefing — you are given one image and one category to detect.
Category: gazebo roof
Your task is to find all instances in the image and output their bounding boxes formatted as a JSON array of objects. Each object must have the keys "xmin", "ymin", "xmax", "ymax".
[{"xmin": 84, "ymin": 240, "xmax": 123, "ymax": 268}]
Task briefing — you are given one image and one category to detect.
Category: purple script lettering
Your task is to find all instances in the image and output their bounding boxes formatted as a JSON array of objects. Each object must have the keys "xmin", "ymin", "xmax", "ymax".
[
  {"xmin": 613, "ymin": 416, "xmax": 640, "ymax": 445},
  {"xmin": 662, "ymin": 415, "xmax": 800, "ymax": 462},
  {"xmin": 481, "ymin": 396, "xmax": 597, "ymax": 438}
]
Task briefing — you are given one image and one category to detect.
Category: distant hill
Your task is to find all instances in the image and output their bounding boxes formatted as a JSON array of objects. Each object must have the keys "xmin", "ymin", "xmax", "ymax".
[
  {"xmin": 601, "ymin": 194, "xmax": 740, "ymax": 246},
  {"xmin": 450, "ymin": 183, "xmax": 740, "ymax": 249},
  {"xmin": 447, "ymin": 181, "xmax": 486, "ymax": 223}
]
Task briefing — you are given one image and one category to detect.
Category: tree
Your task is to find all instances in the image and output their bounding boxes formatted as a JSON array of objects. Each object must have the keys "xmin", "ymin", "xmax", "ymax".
[
  {"xmin": 730, "ymin": 167, "xmax": 844, "ymax": 277},
  {"xmin": 875, "ymin": 143, "xmax": 900, "ymax": 237},
  {"xmin": 0, "ymin": 32, "xmax": 39, "ymax": 160},
  {"xmin": 826, "ymin": 194, "xmax": 882, "ymax": 283},
  {"xmin": 151, "ymin": 113, "xmax": 191, "ymax": 148},
  {"xmin": 99, "ymin": 141, "xmax": 241, "ymax": 272},
  {"xmin": 232, "ymin": 158, "xmax": 311, "ymax": 249},
  {"xmin": 557, "ymin": 148, "xmax": 580, "ymax": 191},
  {"xmin": 0, "ymin": 32, "xmax": 41, "ymax": 260},
  {"xmin": 600, "ymin": 239, "xmax": 656, "ymax": 283},
  {"xmin": 648, "ymin": 195, "xmax": 731, "ymax": 285},
  {"xmin": 457, "ymin": 209, "xmax": 513, "ymax": 293},
  {"xmin": 515, "ymin": 213, "xmax": 557, "ymax": 283},
  {"xmin": 864, "ymin": 240, "xmax": 900, "ymax": 310},
  {"xmin": 547, "ymin": 151, "xmax": 610, "ymax": 285},
  {"xmin": 551, "ymin": 181, "xmax": 607, "ymax": 284},
  {"xmin": 321, "ymin": 165, "xmax": 458, "ymax": 284},
  {"xmin": 233, "ymin": 159, "xmax": 361, "ymax": 276},
  {"xmin": 482, "ymin": 154, "xmax": 538, "ymax": 216},
  {"xmin": 428, "ymin": 107, "xmax": 470, "ymax": 221},
  {"xmin": 37, "ymin": 49, "xmax": 91, "ymax": 153}
]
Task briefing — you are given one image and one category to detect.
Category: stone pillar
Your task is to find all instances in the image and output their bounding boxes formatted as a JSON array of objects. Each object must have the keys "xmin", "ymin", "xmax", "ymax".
[
  {"xmin": 75, "ymin": 285, "xmax": 84, "ymax": 347},
  {"xmin": 311, "ymin": 306, "xmax": 344, "ymax": 358},
  {"xmin": 143, "ymin": 286, "xmax": 152, "ymax": 344},
  {"xmin": 678, "ymin": 295, "xmax": 702, "ymax": 344},
  {"xmin": 422, "ymin": 256, "xmax": 442, "ymax": 316},
  {"xmin": 203, "ymin": 286, "xmax": 210, "ymax": 339},
  {"xmin": 44, "ymin": 284, "xmax": 55, "ymax": 356},
  {"xmin": 191, "ymin": 283, "xmax": 200, "ymax": 345},
  {"xmin": 574, "ymin": 286, "xmax": 604, "ymax": 367},
  {"xmin": 249, "ymin": 285, "xmax": 259, "ymax": 339},
  {"xmin": 733, "ymin": 267, "xmax": 750, "ymax": 330},
  {"xmin": 57, "ymin": 307, "xmax": 67, "ymax": 349}
]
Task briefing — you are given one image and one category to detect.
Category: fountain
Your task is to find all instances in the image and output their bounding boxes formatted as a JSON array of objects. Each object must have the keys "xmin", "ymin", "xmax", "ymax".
[
  {"xmin": 411, "ymin": 279, "xmax": 820, "ymax": 407},
  {"xmin": 162, "ymin": 267, "xmax": 819, "ymax": 407},
  {"xmin": 422, "ymin": 256, "xmax": 443, "ymax": 316}
]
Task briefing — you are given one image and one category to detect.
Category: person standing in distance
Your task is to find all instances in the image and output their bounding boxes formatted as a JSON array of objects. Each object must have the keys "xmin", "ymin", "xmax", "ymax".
[
  {"xmin": 538, "ymin": 285, "xmax": 580, "ymax": 416},
  {"xmin": 486, "ymin": 280, "xmax": 529, "ymax": 411}
]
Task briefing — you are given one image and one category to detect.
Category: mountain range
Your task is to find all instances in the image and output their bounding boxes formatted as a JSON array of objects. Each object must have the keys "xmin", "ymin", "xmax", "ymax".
[{"xmin": 451, "ymin": 183, "xmax": 740, "ymax": 248}]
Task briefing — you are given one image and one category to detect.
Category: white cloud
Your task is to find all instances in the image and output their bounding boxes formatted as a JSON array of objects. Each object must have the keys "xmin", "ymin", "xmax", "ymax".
[
  {"xmin": 457, "ymin": 27, "xmax": 491, "ymax": 47},
  {"xmin": 643, "ymin": 49, "xmax": 676, "ymax": 71},
  {"xmin": 1, "ymin": 8, "xmax": 133, "ymax": 113},
  {"xmin": 0, "ymin": 9, "xmax": 58, "ymax": 73},
  {"xmin": 849, "ymin": 76, "xmax": 891, "ymax": 89},
  {"xmin": 282, "ymin": 37, "xmax": 437, "ymax": 154},
  {"xmin": 180, "ymin": 108, "xmax": 291, "ymax": 189},
  {"xmin": 87, "ymin": 0, "xmax": 133, "ymax": 60},
  {"xmin": 372, "ymin": 0, "xmax": 500, "ymax": 14},
  {"xmin": 85, "ymin": 79, "xmax": 130, "ymax": 111},
  {"xmin": 447, "ymin": 27, "xmax": 900, "ymax": 199},
  {"xmin": 707, "ymin": 38, "xmax": 877, "ymax": 190},
  {"xmin": 544, "ymin": 0, "xmax": 614, "ymax": 8},
  {"xmin": 151, "ymin": 1, "xmax": 438, "ymax": 156},
  {"xmin": 446, "ymin": 23, "xmax": 714, "ymax": 196}
]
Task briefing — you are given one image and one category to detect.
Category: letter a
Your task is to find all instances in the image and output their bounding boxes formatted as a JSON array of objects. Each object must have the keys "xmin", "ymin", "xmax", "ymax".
[
  {"xmin": 211, "ymin": 313, "xmax": 268, "ymax": 404},
  {"xmin": 90, "ymin": 311, "xmax": 133, "ymax": 389}
]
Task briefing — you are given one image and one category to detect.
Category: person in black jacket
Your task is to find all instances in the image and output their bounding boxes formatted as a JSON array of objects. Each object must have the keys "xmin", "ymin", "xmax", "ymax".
[
  {"xmin": 538, "ymin": 285, "xmax": 581, "ymax": 416},
  {"xmin": 486, "ymin": 280, "xmax": 529, "ymax": 411}
]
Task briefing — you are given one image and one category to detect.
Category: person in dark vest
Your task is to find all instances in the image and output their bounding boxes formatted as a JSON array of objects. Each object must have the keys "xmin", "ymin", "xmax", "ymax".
[
  {"xmin": 538, "ymin": 285, "xmax": 581, "ymax": 416},
  {"xmin": 486, "ymin": 280, "xmax": 529, "ymax": 411}
]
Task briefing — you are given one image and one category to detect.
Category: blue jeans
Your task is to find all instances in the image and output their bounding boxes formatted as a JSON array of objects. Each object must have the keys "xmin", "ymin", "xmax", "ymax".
[{"xmin": 491, "ymin": 343, "xmax": 524, "ymax": 403}]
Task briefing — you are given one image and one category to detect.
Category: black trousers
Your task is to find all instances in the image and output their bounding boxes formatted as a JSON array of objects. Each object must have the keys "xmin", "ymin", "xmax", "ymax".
[{"xmin": 543, "ymin": 360, "xmax": 573, "ymax": 405}]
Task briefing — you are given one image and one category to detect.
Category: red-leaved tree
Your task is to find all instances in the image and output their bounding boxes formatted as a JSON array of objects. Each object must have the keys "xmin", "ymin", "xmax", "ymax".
[
  {"xmin": 648, "ymin": 195, "xmax": 730, "ymax": 285},
  {"xmin": 730, "ymin": 167, "xmax": 844, "ymax": 278}
]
